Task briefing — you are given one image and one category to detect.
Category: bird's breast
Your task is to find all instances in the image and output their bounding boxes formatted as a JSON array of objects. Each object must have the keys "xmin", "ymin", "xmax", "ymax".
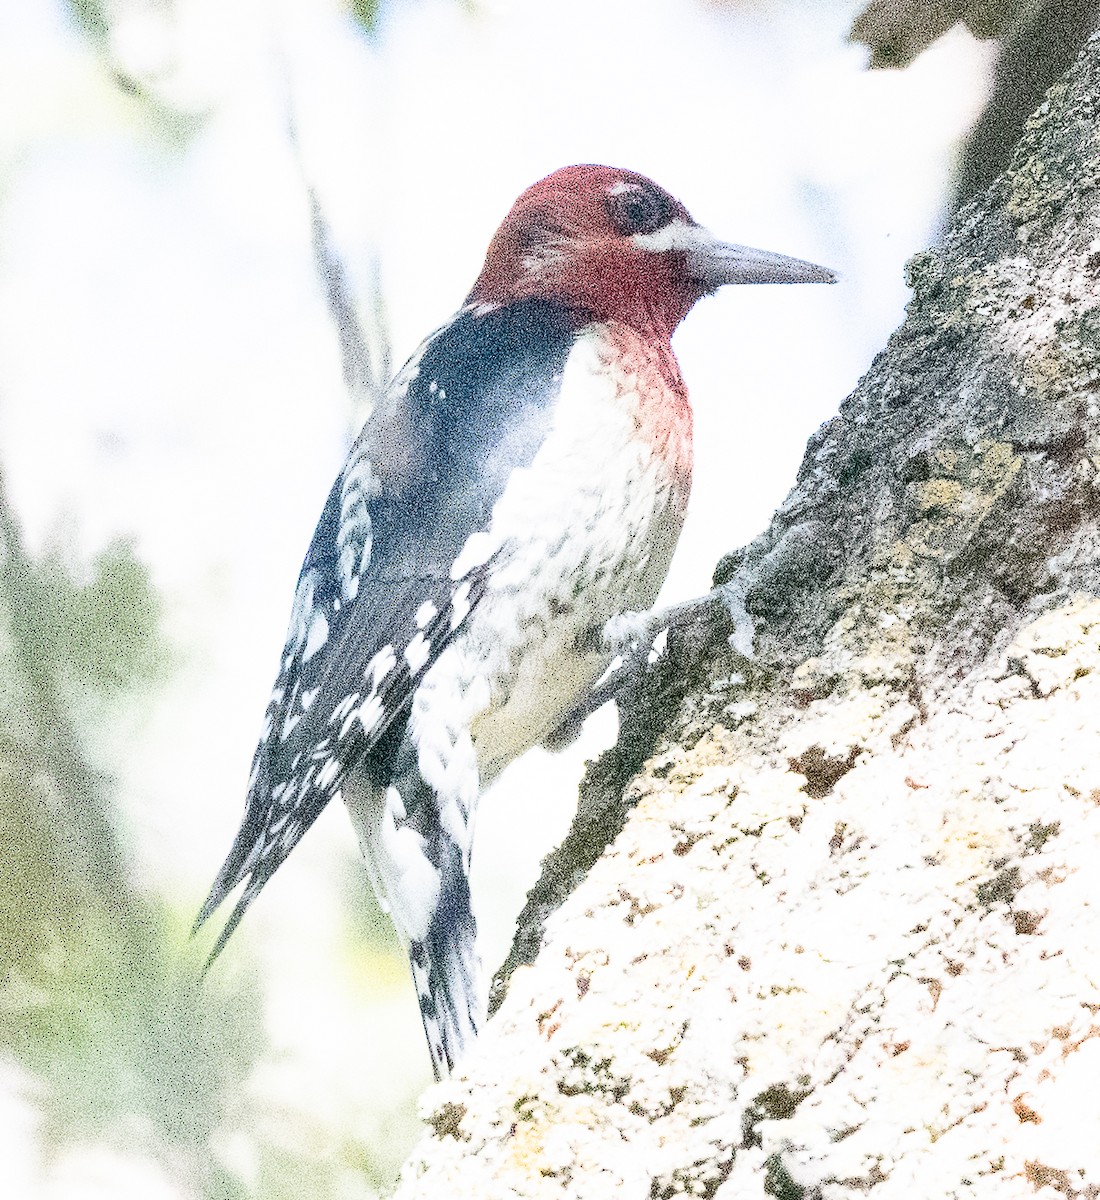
[{"xmin": 417, "ymin": 321, "xmax": 693, "ymax": 784}]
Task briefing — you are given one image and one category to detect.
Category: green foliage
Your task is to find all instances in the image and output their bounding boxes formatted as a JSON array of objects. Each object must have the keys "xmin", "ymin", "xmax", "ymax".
[
  {"xmin": 1, "ymin": 886, "xmax": 262, "ymax": 1195},
  {"xmin": 63, "ymin": 0, "xmax": 110, "ymax": 43},
  {"xmin": 0, "ymin": 492, "xmax": 400, "ymax": 1196},
  {"xmin": 257, "ymin": 1134, "xmax": 390, "ymax": 1200},
  {"xmin": 350, "ymin": 0, "xmax": 384, "ymax": 34},
  {"xmin": 17, "ymin": 537, "xmax": 170, "ymax": 695},
  {"xmin": 0, "ymin": 511, "xmax": 263, "ymax": 1197}
]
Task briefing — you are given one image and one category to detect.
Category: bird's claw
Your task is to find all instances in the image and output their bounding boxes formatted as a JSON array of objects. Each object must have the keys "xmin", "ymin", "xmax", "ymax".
[{"xmin": 541, "ymin": 600, "xmax": 694, "ymax": 750}]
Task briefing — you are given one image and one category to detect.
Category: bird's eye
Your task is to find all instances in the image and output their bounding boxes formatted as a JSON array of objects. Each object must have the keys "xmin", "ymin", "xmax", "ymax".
[{"xmin": 606, "ymin": 184, "xmax": 673, "ymax": 237}]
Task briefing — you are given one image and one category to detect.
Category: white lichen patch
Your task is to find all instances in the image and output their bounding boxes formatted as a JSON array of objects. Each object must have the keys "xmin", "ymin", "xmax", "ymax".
[{"xmin": 393, "ymin": 591, "xmax": 1100, "ymax": 1197}]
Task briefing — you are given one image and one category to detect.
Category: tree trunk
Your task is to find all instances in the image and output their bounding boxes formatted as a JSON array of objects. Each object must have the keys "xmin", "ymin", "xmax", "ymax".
[{"xmin": 394, "ymin": 32, "xmax": 1100, "ymax": 1199}]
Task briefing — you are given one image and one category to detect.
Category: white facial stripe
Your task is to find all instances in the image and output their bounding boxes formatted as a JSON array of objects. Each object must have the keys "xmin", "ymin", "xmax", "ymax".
[{"xmin": 632, "ymin": 218, "xmax": 708, "ymax": 253}]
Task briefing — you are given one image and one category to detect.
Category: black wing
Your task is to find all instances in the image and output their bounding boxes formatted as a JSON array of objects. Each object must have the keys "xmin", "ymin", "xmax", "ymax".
[{"xmin": 196, "ymin": 299, "xmax": 585, "ymax": 958}]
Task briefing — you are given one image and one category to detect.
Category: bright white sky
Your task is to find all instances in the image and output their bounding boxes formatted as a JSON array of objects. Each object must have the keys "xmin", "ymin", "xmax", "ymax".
[{"xmin": 0, "ymin": 0, "xmax": 995, "ymax": 1193}]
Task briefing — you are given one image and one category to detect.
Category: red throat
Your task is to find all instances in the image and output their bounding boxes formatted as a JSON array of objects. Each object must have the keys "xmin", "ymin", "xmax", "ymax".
[{"xmin": 599, "ymin": 322, "xmax": 694, "ymax": 513}]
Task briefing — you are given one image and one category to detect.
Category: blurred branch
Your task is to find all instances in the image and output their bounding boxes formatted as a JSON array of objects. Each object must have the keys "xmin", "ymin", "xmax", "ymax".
[
  {"xmin": 304, "ymin": 178, "xmax": 383, "ymax": 406},
  {"xmin": 849, "ymin": 0, "xmax": 1021, "ymax": 69},
  {"xmin": 281, "ymin": 67, "xmax": 392, "ymax": 425},
  {"xmin": 0, "ymin": 464, "xmax": 261, "ymax": 1196},
  {"xmin": 953, "ymin": 0, "xmax": 1100, "ymax": 205},
  {"xmin": 850, "ymin": 0, "xmax": 1100, "ymax": 210},
  {"xmin": 0, "ymin": 465, "xmax": 138, "ymax": 925}
]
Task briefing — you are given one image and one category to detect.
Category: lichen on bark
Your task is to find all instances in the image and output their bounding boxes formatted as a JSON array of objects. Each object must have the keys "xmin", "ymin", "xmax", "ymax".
[{"xmin": 395, "ymin": 32, "xmax": 1100, "ymax": 1199}]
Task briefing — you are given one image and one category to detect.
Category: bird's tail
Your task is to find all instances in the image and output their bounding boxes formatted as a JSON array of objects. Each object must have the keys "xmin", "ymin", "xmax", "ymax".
[{"xmin": 411, "ymin": 846, "xmax": 482, "ymax": 1080}]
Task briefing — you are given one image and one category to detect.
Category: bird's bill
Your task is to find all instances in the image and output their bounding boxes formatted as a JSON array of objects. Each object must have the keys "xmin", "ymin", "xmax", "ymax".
[
  {"xmin": 689, "ymin": 230, "xmax": 837, "ymax": 287},
  {"xmin": 635, "ymin": 221, "xmax": 837, "ymax": 287}
]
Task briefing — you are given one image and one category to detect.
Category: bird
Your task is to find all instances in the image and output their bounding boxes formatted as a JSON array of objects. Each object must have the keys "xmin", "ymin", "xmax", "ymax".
[{"xmin": 196, "ymin": 164, "xmax": 835, "ymax": 1079}]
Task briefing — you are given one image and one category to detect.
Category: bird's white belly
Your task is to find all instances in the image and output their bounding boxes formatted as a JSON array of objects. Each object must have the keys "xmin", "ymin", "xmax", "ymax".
[
  {"xmin": 411, "ymin": 321, "xmax": 690, "ymax": 790},
  {"xmin": 464, "ymin": 496, "xmax": 678, "ymax": 781}
]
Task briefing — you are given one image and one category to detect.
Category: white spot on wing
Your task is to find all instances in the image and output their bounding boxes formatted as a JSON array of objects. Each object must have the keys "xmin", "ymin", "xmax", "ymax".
[
  {"xmin": 450, "ymin": 580, "xmax": 471, "ymax": 630},
  {"xmin": 405, "ymin": 632, "xmax": 431, "ymax": 673},
  {"xmin": 358, "ymin": 694, "xmax": 384, "ymax": 734},
  {"xmin": 449, "ymin": 530, "xmax": 495, "ymax": 581},
  {"xmin": 331, "ymin": 692, "xmax": 360, "ymax": 724},
  {"xmin": 415, "ymin": 600, "xmax": 438, "ymax": 628},
  {"xmin": 301, "ymin": 687, "xmax": 318, "ymax": 710},
  {"xmin": 317, "ymin": 756, "xmax": 340, "ymax": 790},
  {"xmin": 367, "ymin": 645, "xmax": 396, "ymax": 689},
  {"xmin": 379, "ymin": 786, "xmax": 441, "ymax": 942},
  {"xmin": 338, "ymin": 452, "xmax": 379, "ymax": 596},
  {"xmin": 304, "ymin": 612, "xmax": 329, "ymax": 661},
  {"xmin": 287, "ymin": 576, "xmax": 314, "ymax": 648}
]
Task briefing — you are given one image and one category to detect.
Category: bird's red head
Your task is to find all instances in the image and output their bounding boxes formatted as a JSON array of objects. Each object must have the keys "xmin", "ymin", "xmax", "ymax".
[{"xmin": 467, "ymin": 164, "xmax": 835, "ymax": 343}]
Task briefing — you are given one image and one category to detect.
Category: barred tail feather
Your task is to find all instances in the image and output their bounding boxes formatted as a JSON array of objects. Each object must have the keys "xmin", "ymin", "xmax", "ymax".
[{"xmin": 411, "ymin": 848, "xmax": 482, "ymax": 1080}]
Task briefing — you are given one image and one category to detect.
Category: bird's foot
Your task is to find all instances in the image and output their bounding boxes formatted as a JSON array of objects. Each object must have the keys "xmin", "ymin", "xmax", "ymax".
[{"xmin": 542, "ymin": 590, "xmax": 749, "ymax": 751}]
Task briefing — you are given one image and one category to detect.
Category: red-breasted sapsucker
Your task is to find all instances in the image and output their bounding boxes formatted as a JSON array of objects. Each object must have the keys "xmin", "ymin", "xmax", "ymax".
[{"xmin": 196, "ymin": 164, "xmax": 835, "ymax": 1079}]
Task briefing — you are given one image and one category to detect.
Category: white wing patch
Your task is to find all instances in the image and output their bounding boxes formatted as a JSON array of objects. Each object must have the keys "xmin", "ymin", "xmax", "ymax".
[
  {"xmin": 331, "ymin": 692, "xmax": 360, "ymax": 724},
  {"xmin": 339, "ymin": 705, "xmax": 360, "ymax": 739},
  {"xmin": 449, "ymin": 529, "xmax": 496, "ymax": 581},
  {"xmin": 283, "ymin": 574, "xmax": 317, "ymax": 667},
  {"xmin": 404, "ymin": 632, "xmax": 431, "ymax": 673},
  {"xmin": 449, "ymin": 580, "xmax": 472, "ymax": 630},
  {"xmin": 281, "ymin": 709, "xmax": 301, "ymax": 740},
  {"xmin": 303, "ymin": 612, "xmax": 329, "ymax": 661},
  {"xmin": 316, "ymin": 755, "xmax": 341, "ymax": 791},
  {"xmin": 409, "ymin": 651, "xmax": 485, "ymax": 851},
  {"xmin": 378, "ymin": 785, "xmax": 442, "ymax": 943},
  {"xmin": 368, "ymin": 645, "xmax": 397, "ymax": 689},
  {"xmin": 337, "ymin": 447, "xmax": 380, "ymax": 600},
  {"xmin": 358, "ymin": 693, "xmax": 385, "ymax": 734}
]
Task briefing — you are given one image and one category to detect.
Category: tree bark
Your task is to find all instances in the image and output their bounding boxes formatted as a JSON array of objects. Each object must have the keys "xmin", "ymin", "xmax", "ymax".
[{"xmin": 395, "ymin": 31, "xmax": 1100, "ymax": 1199}]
